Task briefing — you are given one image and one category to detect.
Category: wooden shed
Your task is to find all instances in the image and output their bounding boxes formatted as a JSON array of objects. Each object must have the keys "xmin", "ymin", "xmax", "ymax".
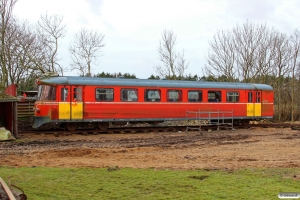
[{"xmin": 0, "ymin": 84, "xmax": 19, "ymax": 138}]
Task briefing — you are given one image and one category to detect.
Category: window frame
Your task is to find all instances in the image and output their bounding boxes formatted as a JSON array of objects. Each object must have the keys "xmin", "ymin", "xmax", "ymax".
[
  {"xmin": 95, "ymin": 88, "xmax": 114, "ymax": 102},
  {"xmin": 38, "ymin": 85, "xmax": 56, "ymax": 101},
  {"xmin": 188, "ymin": 90, "xmax": 202, "ymax": 102},
  {"xmin": 226, "ymin": 91, "xmax": 240, "ymax": 103},
  {"xmin": 120, "ymin": 88, "xmax": 138, "ymax": 102},
  {"xmin": 167, "ymin": 90, "xmax": 182, "ymax": 102},
  {"xmin": 144, "ymin": 89, "xmax": 161, "ymax": 102},
  {"xmin": 248, "ymin": 91, "xmax": 253, "ymax": 103},
  {"xmin": 208, "ymin": 90, "xmax": 221, "ymax": 102},
  {"xmin": 61, "ymin": 87, "xmax": 68, "ymax": 102},
  {"xmin": 73, "ymin": 87, "xmax": 83, "ymax": 101}
]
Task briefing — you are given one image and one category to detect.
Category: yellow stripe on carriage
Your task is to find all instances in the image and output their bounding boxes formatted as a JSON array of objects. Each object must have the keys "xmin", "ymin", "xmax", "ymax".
[
  {"xmin": 247, "ymin": 103, "xmax": 261, "ymax": 117},
  {"xmin": 71, "ymin": 102, "xmax": 83, "ymax": 119},
  {"xmin": 59, "ymin": 102, "xmax": 70, "ymax": 119},
  {"xmin": 59, "ymin": 102, "xmax": 83, "ymax": 120}
]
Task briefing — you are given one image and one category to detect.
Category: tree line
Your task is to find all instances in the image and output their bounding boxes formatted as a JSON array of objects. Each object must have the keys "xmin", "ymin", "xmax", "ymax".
[{"xmin": 1, "ymin": 0, "xmax": 300, "ymax": 122}]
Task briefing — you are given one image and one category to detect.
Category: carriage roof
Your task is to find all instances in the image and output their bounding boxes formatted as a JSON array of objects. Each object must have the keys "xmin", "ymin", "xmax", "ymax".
[{"xmin": 37, "ymin": 76, "xmax": 273, "ymax": 91}]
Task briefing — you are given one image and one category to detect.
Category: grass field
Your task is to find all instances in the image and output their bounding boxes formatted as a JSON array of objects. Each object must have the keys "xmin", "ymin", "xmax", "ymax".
[{"xmin": 0, "ymin": 167, "xmax": 299, "ymax": 200}]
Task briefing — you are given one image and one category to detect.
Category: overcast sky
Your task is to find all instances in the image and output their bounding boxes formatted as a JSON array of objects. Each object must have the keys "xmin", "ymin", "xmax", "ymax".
[{"xmin": 13, "ymin": 0, "xmax": 300, "ymax": 79}]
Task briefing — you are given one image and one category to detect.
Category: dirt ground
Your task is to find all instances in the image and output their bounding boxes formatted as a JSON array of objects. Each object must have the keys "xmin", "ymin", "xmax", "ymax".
[{"xmin": 0, "ymin": 127, "xmax": 300, "ymax": 170}]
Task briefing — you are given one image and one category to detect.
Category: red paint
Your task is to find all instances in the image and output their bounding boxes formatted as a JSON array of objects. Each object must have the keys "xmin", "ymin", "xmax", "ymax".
[
  {"xmin": 34, "ymin": 84, "xmax": 274, "ymax": 126},
  {"xmin": 5, "ymin": 84, "xmax": 17, "ymax": 97}
]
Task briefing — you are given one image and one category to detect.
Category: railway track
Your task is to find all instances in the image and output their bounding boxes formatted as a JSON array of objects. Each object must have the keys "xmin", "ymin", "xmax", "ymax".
[{"xmin": 18, "ymin": 123, "xmax": 293, "ymax": 136}]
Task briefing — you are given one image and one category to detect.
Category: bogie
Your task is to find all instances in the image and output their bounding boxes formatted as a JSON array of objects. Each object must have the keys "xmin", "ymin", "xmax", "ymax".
[
  {"xmin": 97, "ymin": 122, "xmax": 109, "ymax": 130},
  {"xmin": 65, "ymin": 123, "xmax": 78, "ymax": 131}
]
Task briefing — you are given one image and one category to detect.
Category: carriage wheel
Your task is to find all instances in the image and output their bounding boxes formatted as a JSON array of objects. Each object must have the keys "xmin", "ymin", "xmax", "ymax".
[
  {"xmin": 97, "ymin": 122, "xmax": 109, "ymax": 130},
  {"xmin": 65, "ymin": 123, "xmax": 78, "ymax": 131}
]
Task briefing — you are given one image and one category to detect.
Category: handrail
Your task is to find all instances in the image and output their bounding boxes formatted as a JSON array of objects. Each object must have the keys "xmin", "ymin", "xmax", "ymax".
[{"xmin": 186, "ymin": 109, "xmax": 234, "ymax": 133}]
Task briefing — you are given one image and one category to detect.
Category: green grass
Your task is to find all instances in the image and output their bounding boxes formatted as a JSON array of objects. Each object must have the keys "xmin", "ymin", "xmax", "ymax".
[{"xmin": 0, "ymin": 167, "xmax": 299, "ymax": 200}]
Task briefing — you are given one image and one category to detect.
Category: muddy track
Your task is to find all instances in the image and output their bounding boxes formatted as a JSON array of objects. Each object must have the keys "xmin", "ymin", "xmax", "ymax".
[
  {"xmin": 1, "ymin": 128, "xmax": 300, "ymax": 169},
  {"xmin": 0, "ymin": 132, "xmax": 252, "ymax": 155}
]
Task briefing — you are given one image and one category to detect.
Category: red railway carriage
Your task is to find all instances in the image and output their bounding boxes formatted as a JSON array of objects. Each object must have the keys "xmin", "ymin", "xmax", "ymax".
[{"xmin": 33, "ymin": 75, "xmax": 274, "ymax": 131}]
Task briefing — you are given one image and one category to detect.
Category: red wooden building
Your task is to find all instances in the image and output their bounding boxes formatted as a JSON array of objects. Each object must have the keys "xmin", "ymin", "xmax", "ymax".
[{"xmin": 0, "ymin": 84, "xmax": 19, "ymax": 138}]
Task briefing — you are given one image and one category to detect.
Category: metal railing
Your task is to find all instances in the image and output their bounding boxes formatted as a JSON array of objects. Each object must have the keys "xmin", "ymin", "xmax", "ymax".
[{"xmin": 186, "ymin": 109, "xmax": 234, "ymax": 133}]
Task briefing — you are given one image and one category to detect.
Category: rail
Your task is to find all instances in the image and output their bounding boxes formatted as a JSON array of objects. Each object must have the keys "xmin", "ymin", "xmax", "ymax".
[{"xmin": 186, "ymin": 109, "xmax": 234, "ymax": 133}]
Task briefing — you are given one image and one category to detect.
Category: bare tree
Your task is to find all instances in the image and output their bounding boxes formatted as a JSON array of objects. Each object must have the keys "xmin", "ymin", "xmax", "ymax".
[
  {"xmin": 154, "ymin": 29, "xmax": 188, "ymax": 80},
  {"xmin": 289, "ymin": 30, "xmax": 300, "ymax": 121},
  {"xmin": 0, "ymin": 3, "xmax": 66, "ymax": 90},
  {"xmin": 205, "ymin": 22, "xmax": 276, "ymax": 82},
  {"xmin": 270, "ymin": 32, "xmax": 291, "ymax": 121},
  {"xmin": 176, "ymin": 50, "xmax": 189, "ymax": 78},
  {"xmin": 0, "ymin": 0, "xmax": 47, "ymax": 89},
  {"xmin": 12, "ymin": 19, "xmax": 45, "ymax": 87},
  {"xmin": 1, "ymin": 16, "xmax": 46, "ymax": 91},
  {"xmin": 36, "ymin": 13, "xmax": 66, "ymax": 75},
  {"xmin": 0, "ymin": 0, "xmax": 17, "ymax": 88},
  {"xmin": 233, "ymin": 22, "xmax": 274, "ymax": 82},
  {"xmin": 204, "ymin": 30, "xmax": 236, "ymax": 81},
  {"xmin": 69, "ymin": 28, "xmax": 105, "ymax": 76},
  {"xmin": 6, "ymin": 18, "xmax": 32, "ymax": 84}
]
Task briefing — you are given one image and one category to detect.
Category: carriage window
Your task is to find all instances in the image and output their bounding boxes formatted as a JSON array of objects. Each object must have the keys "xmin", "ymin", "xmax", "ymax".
[
  {"xmin": 73, "ymin": 87, "xmax": 82, "ymax": 101},
  {"xmin": 167, "ymin": 90, "xmax": 182, "ymax": 102},
  {"xmin": 227, "ymin": 92, "xmax": 239, "ymax": 102},
  {"xmin": 121, "ymin": 89, "xmax": 138, "ymax": 102},
  {"xmin": 188, "ymin": 90, "xmax": 202, "ymax": 102},
  {"xmin": 61, "ymin": 88, "xmax": 68, "ymax": 101},
  {"xmin": 208, "ymin": 91, "xmax": 221, "ymax": 102},
  {"xmin": 256, "ymin": 91, "xmax": 261, "ymax": 103},
  {"xmin": 38, "ymin": 85, "xmax": 56, "ymax": 101},
  {"xmin": 248, "ymin": 92, "xmax": 253, "ymax": 103},
  {"xmin": 145, "ymin": 89, "xmax": 161, "ymax": 102},
  {"xmin": 96, "ymin": 88, "xmax": 114, "ymax": 101}
]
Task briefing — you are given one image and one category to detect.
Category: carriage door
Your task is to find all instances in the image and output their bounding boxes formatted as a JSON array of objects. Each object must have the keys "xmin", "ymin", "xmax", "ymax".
[
  {"xmin": 59, "ymin": 86, "xmax": 70, "ymax": 120},
  {"xmin": 70, "ymin": 86, "xmax": 83, "ymax": 120},
  {"xmin": 59, "ymin": 86, "xmax": 83, "ymax": 120},
  {"xmin": 247, "ymin": 90, "xmax": 261, "ymax": 117}
]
